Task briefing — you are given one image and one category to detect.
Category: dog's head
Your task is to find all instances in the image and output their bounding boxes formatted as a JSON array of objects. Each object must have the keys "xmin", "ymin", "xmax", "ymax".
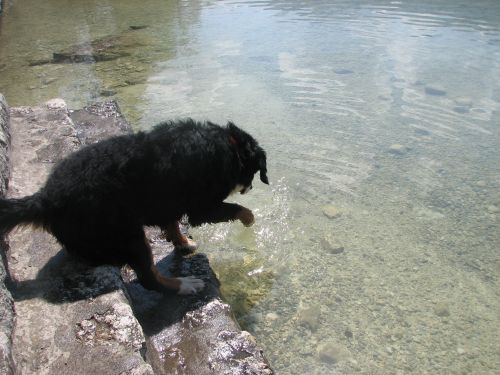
[{"xmin": 227, "ymin": 122, "xmax": 268, "ymax": 194}]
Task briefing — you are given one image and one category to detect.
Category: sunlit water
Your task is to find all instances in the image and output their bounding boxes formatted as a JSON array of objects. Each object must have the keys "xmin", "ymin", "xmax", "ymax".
[{"xmin": 1, "ymin": 1, "xmax": 499, "ymax": 373}]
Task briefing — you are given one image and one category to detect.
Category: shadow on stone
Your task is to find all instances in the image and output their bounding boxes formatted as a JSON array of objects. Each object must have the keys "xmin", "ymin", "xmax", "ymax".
[
  {"xmin": 126, "ymin": 251, "xmax": 220, "ymax": 335},
  {"xmin": 10, "ymin": 246, "xmax": 218, "ymax": 321},
  {"xmin": 10, "ymin": 249, "xmax": 122, "ymax": 303}
]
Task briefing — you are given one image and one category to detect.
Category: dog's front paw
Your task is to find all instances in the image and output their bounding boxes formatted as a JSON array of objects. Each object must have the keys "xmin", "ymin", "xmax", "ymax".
[
  {"xmin": 236, "ymin": 207, "xmax": 255, "ymax": 227},
  {"xmin": 177, "ymin": 276, "xmax": 205, "ymax": 295}
]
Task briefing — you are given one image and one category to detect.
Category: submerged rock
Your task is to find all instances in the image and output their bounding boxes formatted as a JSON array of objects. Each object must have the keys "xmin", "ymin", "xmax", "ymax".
[
  {"xmin": 334, "ymin": 69, "xmax": 354, "ymax": 75},
  {"xmin": 320, "ymin": 235, "xmax": 344, "ymax": 255},
  {"xmin": 266, "ymin": 312, "xmax": 279, "ymax": 322},
  {"xmin": 434, "ymin": 302, "xmax": 451, "ymax": 317},
  {"xmin": 100, "ymin": 89, "xmax": 117, "ymax": 97},
  {"xmin": 454, "ymin": 97, "xmax": 473, "ymax": 107},
  {"xmin": 30, "ymin": 28, "xmax": 147, "ymax": 66},
  {"xmin": 52, "ymin": 34, "xmax": 134, "ymax": 63},
  {"xmin": 28, "ymin": 58, "xmax": 53, "ymax": 66},
  {"xmin": 344, "ymin": 329, "xmax": 353, "ymax": 339},
  {"xmin": 316, "ymin": 341, "xmax": 349, "ymax": 364},
  {"xmin": 425, "ymin": 86, "xmax": 447, "ymax": 96},
  {"xmin": 388, "ymin": 144, "xmax": 409, "ymax": 155},
  {"xmin": 453, "ymin": 106, "xmax": 470, "ymax": 114},
  {"xmin": 486, "ymin": 205, "xmax": 498, "ymax": 214},
  {"xmin": 129, "ymin": 25, "xmax": 148, "ymax": 30},
  {"xmin": 322, "ymin": 205, "xmax": 342, "ymax": 219},
  {"xmin": 414, "ymin": 127, "xmax": 431, "ymax": 136},
  {"xmin": 297, "ymin": 305, "xmax": 321, "ymax": 331}
]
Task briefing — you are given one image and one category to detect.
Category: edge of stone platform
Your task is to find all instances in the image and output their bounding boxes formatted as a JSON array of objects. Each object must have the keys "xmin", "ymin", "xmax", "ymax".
[{"xmin": 0, "ymin": 94, "xmax": 15, "ymax": 375}]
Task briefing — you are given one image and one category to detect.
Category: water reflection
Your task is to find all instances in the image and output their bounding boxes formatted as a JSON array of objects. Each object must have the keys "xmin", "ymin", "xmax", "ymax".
[{"xmin": 0, "ymin": 0, "xmax": 499, "ymax": 374}]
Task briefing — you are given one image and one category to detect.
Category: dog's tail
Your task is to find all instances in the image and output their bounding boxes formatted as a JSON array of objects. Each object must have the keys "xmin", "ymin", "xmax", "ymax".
[{"xmin": 0, "ymin": 194, "xmax": 45, "ymax": 234}]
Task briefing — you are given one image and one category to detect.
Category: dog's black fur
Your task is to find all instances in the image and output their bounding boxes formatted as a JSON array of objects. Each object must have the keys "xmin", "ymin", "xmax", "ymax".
[{"xmin": 0, "ymin": 119, "xmax": 268, "ymax": 294}]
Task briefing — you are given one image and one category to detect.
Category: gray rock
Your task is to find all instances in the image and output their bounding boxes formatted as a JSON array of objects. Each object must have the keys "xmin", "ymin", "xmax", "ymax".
[
  {"xmin": 28, "ymin": 58, "xmax": 53, "ymax": 67},
  {"xmin": 69, "ymin": 100, "xmax": 132, "ymax": 145},
  {"xmin": 297, "ymin": 305, "xmax": 321, "ymax": 331},
  {"xmin": 100, "ymin": 89, "xmax": 118, "ymax": 97},
  {"xmin": 320, "ymin": 235, "xmax": 345, "ymax": 255},
  {"xmin": 322, "ymin": 205, "xmax": 342, "ymax": 219},
  {"xmin": 265, "ymin": 312, "xmax": 279, "ymax": 322},
  {"xmin": 30, "ymin": 29, "xmax": 147, "ymax": 66},
  {"xmin": 129, "ymin": 25, "xmax": 148, "ymax": 31},
  {"xmin": 486, "ymin": 205, "xmax": 498, "ymax": 214},
  {"xmin": 414, "ymin": 127, "xmax": 430, "ymax": 136},
  {"xmin": 434, "ymin": 302, "xmax": 451, "ymax": 317},
  {"xmin": 52, "ymin": 34, "xmax": 133, "ymax": 63},
  {"xmin": 146, "ymin": 298, "xmax": 273, "ymax": 374},
  {"xmin": 453, "ymin": 106, "xmax": 470, "ymax": 114},
  {"xmin": 388, "ymin": 144, "xmax": 409, "ymax": 155},
  {"xmin": 334, "ymin": 69, "xmax": 354, "ymax": 75},
  {"xmin": 0, "ymin": 93, "xmax": 15, "ymax": 375},
  {"xmin": 454, "ymin": 97, "xmax": 473, "ymax": 107},
  {"xmin": 125, "ymin": 77, "xmax": 147, "ymax": 86},
  {"xmin": 316, "ymin": 341, "xmax": 348, "ymax": 364},
  {"xmin": 425, "ymin": 86, "xmax": 447, "ymax": 96},
  {"xmin": 344, "ymin": 329, "xmax": 353, "ymax": 339}
]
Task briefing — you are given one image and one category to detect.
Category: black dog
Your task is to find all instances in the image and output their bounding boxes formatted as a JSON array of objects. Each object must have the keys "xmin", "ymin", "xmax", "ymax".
[{"xmin": 0, "ymin": 119, "xmax": 268, "ymax": 294}]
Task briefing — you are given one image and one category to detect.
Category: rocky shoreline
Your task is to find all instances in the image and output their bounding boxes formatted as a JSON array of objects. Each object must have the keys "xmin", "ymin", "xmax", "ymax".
[
  {"xmin": 0, "ymin": 95, "xmax": 273, "ymax": 374},
  {"xmin": 0, "ymin": 93, "xmax": 15, "ymax": 375}
]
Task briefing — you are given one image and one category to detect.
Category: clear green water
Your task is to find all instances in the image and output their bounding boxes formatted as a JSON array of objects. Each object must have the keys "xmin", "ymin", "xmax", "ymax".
[{"xmin": 1, "ymin": 1, "xmax": 499, "ymax": 373}]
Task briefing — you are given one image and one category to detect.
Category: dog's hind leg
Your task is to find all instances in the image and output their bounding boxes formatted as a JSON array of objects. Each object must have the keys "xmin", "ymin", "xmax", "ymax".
[
  {"xmin": 125, "ymin": 235, "xmax": 204, "ymax": 294},
  {"xmin": 163, "ymin": 221, "xmax": 198, "ymax": 254}
]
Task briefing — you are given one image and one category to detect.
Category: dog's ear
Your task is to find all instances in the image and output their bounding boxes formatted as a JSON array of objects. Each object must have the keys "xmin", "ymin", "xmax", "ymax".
[
  {"xmin": 258, "ymin": 149, "xmax": 269, "ymax": 185},
  {"xmin": 227, "ymin": 121, "xmax": 245, "ymax": 145}
]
